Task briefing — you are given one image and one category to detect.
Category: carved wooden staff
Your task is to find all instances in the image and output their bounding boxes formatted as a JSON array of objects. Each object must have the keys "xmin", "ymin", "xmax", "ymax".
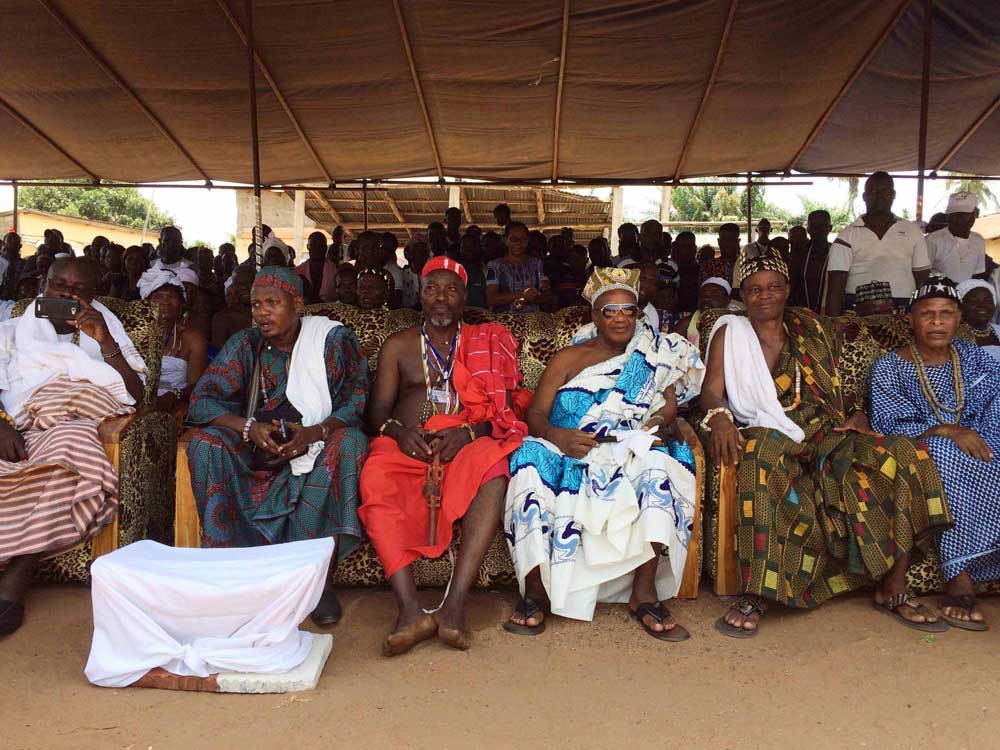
[{"xmin": 422, "ymin": 452, "xmax": 443, "ymax": 546}]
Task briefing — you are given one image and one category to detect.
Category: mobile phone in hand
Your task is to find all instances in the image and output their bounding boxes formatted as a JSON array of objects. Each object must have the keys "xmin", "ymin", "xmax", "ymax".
[{"xmin": 35, "ymin": 297, "xmax": 80, "ymax": 321}]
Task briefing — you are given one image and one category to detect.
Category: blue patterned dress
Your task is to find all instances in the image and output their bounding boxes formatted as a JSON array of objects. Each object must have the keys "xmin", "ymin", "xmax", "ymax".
[
  {"xmin": 504, "ymin": 323, "xmax": 704, "ymax": 620},
  {"xmin": 870, "ymin": 339, "xmax": 1000, "ymax": 582},
  {"xmin": 186, "ymin": 326, "xmax": 368, "ymax": 559}
]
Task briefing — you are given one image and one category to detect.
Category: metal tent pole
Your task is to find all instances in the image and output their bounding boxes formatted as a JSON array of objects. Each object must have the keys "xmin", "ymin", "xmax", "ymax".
[
  {"xmin": 11, "ymin": 180, "xmax": 18, "ymax": 233},
  {"xmin": 916, "ymin": 0, "xmax": 933, "ymax": 222},
  {"xmin": 363, "ymin": 179, "xmax": 369, "ymax": 230},
  {"xmin": 245, "ymin": 0, "xmax": 262, "ymax": 268}
]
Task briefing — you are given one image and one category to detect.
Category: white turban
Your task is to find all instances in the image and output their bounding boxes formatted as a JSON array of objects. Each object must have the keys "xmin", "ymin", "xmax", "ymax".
[
  {"xmin": 137, "ymin": 267, "xmax": 188, "ymax": 300},
  {"xmin": 956, "ymin": 278, "xmax": 996, "ymax": 305},
  {"xmin": 261, "ymin": 233, "xmax": 290, "ymax": 264},
  {"xmin": 946, "ymin": 191, "xmax": 978, "ymax": 214},
  {"xmin": 701, "ymin": 276, "xmax": 732, "ymax": 295}
]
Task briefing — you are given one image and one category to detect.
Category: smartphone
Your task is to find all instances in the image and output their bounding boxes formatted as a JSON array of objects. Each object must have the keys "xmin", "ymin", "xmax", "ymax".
[
  {"xmin": 595, "ymin": 435, "xmax": 619, "ymax": 444},
  {"xmin": 35, "ymin": 297, "xmax": 80, "ymax": 321}
]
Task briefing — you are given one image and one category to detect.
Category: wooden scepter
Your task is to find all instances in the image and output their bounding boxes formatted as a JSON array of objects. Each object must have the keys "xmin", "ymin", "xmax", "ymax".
[{"xmin": 422, "ymin": 452, "xmax": 443, "ymax": 546}]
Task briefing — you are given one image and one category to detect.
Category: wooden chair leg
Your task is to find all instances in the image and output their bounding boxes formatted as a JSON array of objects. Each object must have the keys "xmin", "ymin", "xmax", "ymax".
[
  {"xmin": 174, "ymin": 439, "xmax": 201, "ymax": 547},
  {"xmin": 676, "ymin": 418, "xmax": 703, "ymax": 599},
  {"xmin": 714, "ymin": 462, "xmax": 741, "ymax": 596},
  {"xmin": 92, "ymin": 421, "xmax": 126, "ymax": 560}
]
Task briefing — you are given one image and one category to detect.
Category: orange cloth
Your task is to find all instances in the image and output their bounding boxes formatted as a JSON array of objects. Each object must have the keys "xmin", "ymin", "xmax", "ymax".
[{"xmin": 359, "ymin": 323, "xmax": 529, "ymax": 577}]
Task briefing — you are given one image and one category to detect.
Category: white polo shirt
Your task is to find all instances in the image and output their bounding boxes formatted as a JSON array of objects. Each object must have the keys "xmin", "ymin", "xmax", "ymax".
[
  {"xmin": 827, "ymin": 216, "xmax": 930, "ymax": 298},
  {"xmin": 925, "ymin": 227, "xmax": 986, "ymax": 283}
]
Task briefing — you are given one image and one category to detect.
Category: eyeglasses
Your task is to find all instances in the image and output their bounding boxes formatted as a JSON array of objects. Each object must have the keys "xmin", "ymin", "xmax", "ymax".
[{"xmin": 599, "ymin": 303, "xmax": 639, "ymax": 319}]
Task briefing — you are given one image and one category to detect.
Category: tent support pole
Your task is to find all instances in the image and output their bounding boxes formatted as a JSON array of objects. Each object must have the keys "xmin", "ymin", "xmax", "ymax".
[
  {"xmin": 916, "ymin": 0, "xmax": 932, "ymax": 222},
  {"xmin": 745, "ymin": 172, "xmax": 752, "ymax": 243},
  {"xmin": 11, "ymin": 180, "xmax": 18, "ymax": 234},
  {"xmin": 363, "ymin": 179, "xmax": 369, "ymax": 231},
  {"xmin": 245, "ymin": 0, "xmax": 262, "ymax": 268}
]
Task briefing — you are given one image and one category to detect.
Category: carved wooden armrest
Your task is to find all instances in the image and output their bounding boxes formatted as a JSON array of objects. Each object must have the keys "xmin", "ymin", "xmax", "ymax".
[
  {"xmin": 98, "ymin": 413, "xmax": 136, "ymax": 445},
  {"xmin": 715, "ymin": 461, "xmax": 741, "ymax": 596},
  {"xmin": 675, "ymin": 418, "xmax": 703, "ymax": 599}
]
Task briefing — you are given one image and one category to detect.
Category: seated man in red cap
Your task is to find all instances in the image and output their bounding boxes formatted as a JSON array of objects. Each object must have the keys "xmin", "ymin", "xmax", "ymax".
[{"xmin": 360, "ymin": 256, "xmax": 530, "ymax": 656}]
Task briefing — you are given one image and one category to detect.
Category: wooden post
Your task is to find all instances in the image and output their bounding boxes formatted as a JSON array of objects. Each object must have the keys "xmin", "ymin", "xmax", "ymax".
[
  {"xmin": 293, "ymin": 189, "xmax": 305, "ymax": 256},
  {"xmin": 745, "ymin": 172, "xmax": 753, "ymax": 243},
  {"xmin": 245, "ymin": 0, "xmax": 262, "ymax": 268},
  {"xmin": 659, "ymin": 185, "xmax": 673, "ymax": 225},
  {"xmin": 10, "ymin": 180, "xmax": 17, "ymax": 233},
  {"xmin": 916, "ymin": 0, "xmax": 933, "ymax": 222},
  {"xmin": 610, "ymin": 187, "xmax": 624, "ymax": 254},
  {"xmin": 362, "ymin": 179, "xmax": 369, "ymax": 230}
]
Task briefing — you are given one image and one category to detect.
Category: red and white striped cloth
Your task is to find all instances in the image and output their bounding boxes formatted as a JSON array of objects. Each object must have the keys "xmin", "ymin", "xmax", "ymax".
[{"xmin": 0, "ymin": 378, "xmax": 128, "ymax": 564}]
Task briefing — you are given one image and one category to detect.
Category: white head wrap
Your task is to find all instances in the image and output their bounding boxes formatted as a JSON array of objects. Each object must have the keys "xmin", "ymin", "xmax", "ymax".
[
  {"xmin": 956, "ymin": 278, "xmax": 997, "ymax": 305},
  {"xmin": 946, "ymin": 191, "xmax": 978, "ymax": 214},
  {"xmin": 701, "ymin": 276, "xmax": 732, "ymax": 295},
  {"xmin": 137, "ymin": 267, "xmax": 188, "ymax": 301},
  {"xmin": 261, "ymin": 233, "xmax": 290, "ymax": 264}
]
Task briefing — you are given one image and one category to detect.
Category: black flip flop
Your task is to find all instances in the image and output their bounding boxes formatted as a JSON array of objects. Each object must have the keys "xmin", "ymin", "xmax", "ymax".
[
  {"xmin": 629, "ymin": 602, "xmax": 690, "ymax": 642},
  {"xmin": 872, "ymin": 593, "xmax": 948, "ymax": 633},
  {"xmin": 310, "ymin": 589, "xmax": 342, "ymax": 627},
  {"xmin": 0, "ymin": 599, "xmax": 24, "ymax": 636},
  {"xmin": 714, "ymin": 596, "xmax": 765, "ymax": 639},
  {"xmin": 940, "ymin": 594, "xmax": 989, "ymax": 631},
  {"xmin": 503, "ymin": 597, "xmax": 547, "ymax": 636}
]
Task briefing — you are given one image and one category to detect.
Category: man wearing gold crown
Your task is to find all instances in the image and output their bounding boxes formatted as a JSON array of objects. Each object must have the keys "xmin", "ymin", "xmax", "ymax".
[{"xmin": 503, "ymin": 266, "xmax": 705, "ymax": 641}]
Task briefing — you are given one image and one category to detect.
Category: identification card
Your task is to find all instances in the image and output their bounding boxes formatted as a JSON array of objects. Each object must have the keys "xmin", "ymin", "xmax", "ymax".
[{"xmin": 430, "ymin": 387, "xmax": 451, "ymax": 404}]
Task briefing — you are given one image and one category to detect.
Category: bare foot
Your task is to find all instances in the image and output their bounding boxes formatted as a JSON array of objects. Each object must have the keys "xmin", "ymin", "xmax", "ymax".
[
  {"xmin": 629, "ymin": 596, "xmax": 677, "ymax": 634},
  {"xmin": 437, "ymin": 604, "xmax": 471, "ymax": 651},
  {"xmin": 942, "ymin": 572, "xmax": 988, "ymax": 629},
  {"xmin": 875, "ymin": 586, "xmax": 939, "ymax": 626},
  {"xmin": 383, "ymin": 612, "xmax": 437, "ymax": 657},
  {"xmin": 722, "ymin": 606, "xmax": 761, "ymax": 634}
]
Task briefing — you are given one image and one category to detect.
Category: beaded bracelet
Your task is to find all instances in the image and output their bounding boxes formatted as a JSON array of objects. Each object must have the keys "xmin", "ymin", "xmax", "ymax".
[
  {"xmin": 699, "ymin": 407, "xmax": 734, "ymax": 432},
  {"xmin": 242, "ymin": 417, "xmax": 256, "ymax": 442},
  {"xmin": 0, "ymin": 410, "xmax": 14, "ymax": 429},
  {"xmin": 379, "ymin": 418, "xmax": 402, "ymax": 435},
  {"xmin": 463, "ymin": 423, "xmax": 477, "ymax": 442}
]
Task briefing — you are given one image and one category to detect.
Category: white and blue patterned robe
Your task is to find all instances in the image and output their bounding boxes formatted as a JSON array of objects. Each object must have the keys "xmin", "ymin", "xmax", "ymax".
[
  {"xmin": 870, "ymin": 339, "xmax": 1000, "ymax": 583},
  {"xmin": 504, "ymin": 320, "xmax": 704, "ymax": 621}
]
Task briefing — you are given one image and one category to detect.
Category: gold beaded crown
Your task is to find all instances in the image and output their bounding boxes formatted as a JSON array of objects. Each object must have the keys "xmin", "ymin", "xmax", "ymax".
[{"xmin": 582, "ymin": 266, "xmax": 640, "ymax": 306}]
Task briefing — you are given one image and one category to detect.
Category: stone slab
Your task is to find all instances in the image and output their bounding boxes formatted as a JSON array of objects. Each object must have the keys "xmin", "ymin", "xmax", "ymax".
[{"xmin": 131, "ymin": 633, "xmax": 333, "ymax": 694}]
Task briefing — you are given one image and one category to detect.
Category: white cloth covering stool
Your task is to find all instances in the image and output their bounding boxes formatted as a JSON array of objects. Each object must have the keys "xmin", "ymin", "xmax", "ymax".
[{"xmin": 85, "ymin": 538, "xmax": 334, "ymax": 688}]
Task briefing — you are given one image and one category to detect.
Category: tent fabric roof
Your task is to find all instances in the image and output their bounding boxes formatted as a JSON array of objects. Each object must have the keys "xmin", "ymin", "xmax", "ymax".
[{"xmin": 1, "ymin": 0, "xmax": 998, "ymax": 184}]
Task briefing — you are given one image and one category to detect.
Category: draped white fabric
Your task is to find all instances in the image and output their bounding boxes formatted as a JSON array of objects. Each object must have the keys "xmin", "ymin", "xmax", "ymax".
[{"xmin": 84, "ymin": 538, "xmax": 333, "ymax": 688}]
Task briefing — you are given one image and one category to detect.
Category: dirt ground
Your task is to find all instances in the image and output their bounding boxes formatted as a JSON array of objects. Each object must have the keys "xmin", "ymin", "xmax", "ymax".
[{"xmin": 3, "ymin": 585, "xmax": 998, "ymax": 750}]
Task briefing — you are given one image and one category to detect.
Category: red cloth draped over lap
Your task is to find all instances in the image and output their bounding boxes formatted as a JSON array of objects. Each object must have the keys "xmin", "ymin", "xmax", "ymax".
[{"xmin": 359, "ymin": 323, "xmax": 530, "ymax": 578}]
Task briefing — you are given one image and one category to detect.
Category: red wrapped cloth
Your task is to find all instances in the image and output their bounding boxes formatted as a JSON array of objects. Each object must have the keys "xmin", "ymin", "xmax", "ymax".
[{"xmin": 359, "ymin": 323, "xmax": 530, "ymax": 577}]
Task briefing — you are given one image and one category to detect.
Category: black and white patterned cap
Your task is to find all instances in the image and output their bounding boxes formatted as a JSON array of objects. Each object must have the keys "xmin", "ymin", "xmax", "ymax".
[{"xmin": 907, "ymin": 275, "xmax": 960, "ymax": 311}]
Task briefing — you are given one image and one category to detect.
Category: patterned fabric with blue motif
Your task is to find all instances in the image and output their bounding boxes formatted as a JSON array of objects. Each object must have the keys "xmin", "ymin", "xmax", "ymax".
[{"xmin": 504, "ymin": 316, "xmax": 705, "ymax": 621}]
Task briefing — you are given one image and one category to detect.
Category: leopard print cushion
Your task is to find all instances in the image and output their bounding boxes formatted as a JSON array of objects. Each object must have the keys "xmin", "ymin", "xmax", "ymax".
[{"xmin": 10, "ymin": 297, "xmax": 172, "ymax": 583}]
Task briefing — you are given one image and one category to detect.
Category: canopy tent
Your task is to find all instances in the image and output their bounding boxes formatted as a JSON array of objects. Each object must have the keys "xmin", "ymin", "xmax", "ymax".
[{"xmin": 0, "ymin": 0, "xmax": 998, "ymax": 187}]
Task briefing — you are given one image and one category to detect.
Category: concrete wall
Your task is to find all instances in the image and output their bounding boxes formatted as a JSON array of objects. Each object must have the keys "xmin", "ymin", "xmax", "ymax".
[{"xmin": 0, "ymin": 210, "xmax": 155, "ymax": 251}]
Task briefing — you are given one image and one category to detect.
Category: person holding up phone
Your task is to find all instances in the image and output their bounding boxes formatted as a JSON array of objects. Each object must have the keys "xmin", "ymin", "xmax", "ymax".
[{"xmin": 0, "ymin": 257, "xmax": 148, "ymax": 636}]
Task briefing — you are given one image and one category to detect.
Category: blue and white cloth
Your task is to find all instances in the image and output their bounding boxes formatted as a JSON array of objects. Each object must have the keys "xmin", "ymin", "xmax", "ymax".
[
  {"xmin": 870, "ymin": 339, "xmax": 1000, "ymax": 583},
  {"xmin": 504, "ymin": 317, "xmax": 705, "ymax": 620}
]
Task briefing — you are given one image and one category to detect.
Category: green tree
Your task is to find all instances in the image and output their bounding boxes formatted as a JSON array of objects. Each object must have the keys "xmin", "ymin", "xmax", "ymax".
[
  {"xmin": 18, "ymin": 185, "xmax": 174, "ymax": 230},
  {"xmin": 943, "ymin": 175, "xmax": 998, "ymax": 211},
  {"xmin": 786, "ymin": 197, "xmax": 853, "ymax": 232},
  {"xmin": 670, "ymin": 180, "xmax": 789, "ymax": 225}
]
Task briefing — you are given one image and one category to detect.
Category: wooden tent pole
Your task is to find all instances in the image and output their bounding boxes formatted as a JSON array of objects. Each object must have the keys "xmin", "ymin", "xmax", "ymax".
[
  {"xmin": 916, "ymin": 0, "xmax": 932, "ymax": 222},
  {"xmin": 363, "ymin": 179, "xmax": 369, "ymax": 231},
  {"xmin": 11, "ymin": 181, "xmax": 18, "ymax": 234},
  {"xmin": 745, "ymin": 172, "xmax": 752, "ymax": 243},
  {"xmin": 245, "ymin": 0, "xmax": 262, "ymax": 268}
]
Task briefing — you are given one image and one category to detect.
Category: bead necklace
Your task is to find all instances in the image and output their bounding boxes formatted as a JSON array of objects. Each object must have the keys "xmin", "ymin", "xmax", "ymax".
[
  {"xmin": 909, "ymin": 342, "xmax": 965, "ymax": 425},
  {"xmin": 782, "ymin": 363, "xmax": 802, "ymax": 413},
  {"xmin": 419, "ymin": 322, "xmax": 461, "ymax": 422},
  {"xmin": 164, "ymin": 322, "xmax": 181, "ymax": 357}
]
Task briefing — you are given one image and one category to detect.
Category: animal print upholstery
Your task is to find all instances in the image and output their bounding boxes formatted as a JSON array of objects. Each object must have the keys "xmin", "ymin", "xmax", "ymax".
[
  {"xmin": 312, "ymin": 303, "xmax": 696, "ymax": 589},
  {"xmin": 9, "ymin": 296, "xmax": 177, "ymax": 583},
  {"xmin": 696, "ymin": 306, "xmax": 996, "ymax": 594}
]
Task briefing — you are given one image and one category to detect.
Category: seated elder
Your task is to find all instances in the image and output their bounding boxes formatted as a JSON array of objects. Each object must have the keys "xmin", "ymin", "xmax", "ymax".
[
  {"xmin": 702, "ymin": 250, "xmax": 950, "ymax": 638},
  {"xmin": 357, "ymin": 268, "xmax": 392, "ymax": 311},
  {"xmin": 675, "ymin": 276, "xmax": 732, "ymax": 349},
  {"xmin": 852, "ymin": 280, "xmax": 894, "ymax": 317},
  {"xmin": 186, "ymin": 266, "xmax": 369, "ymax": 627},
  {"xmin": 956, "ymin": 279, "xmax": 1000, "ymax": 361},
  {"xmin": 870, "ymin": 276, "xmax": 1000, "ymax": 630},
  {"xmin": 0, "ymin": 258, "xmax": 146, "ymax": 635},
  {"xmin": 360, "ymin": 257, "xmax": 529, "ymax": 656},
  {"xmin": 136, "ymin": 267, "xmax": 207, "ymax": 413},
  {"xmin": 504, "ymin": 267, "xmax": 704, "ymax": 641}
]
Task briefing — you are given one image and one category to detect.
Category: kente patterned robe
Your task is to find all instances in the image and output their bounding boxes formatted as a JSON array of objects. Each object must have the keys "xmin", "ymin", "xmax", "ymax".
[{"xmin": 732, "ymin": 309, "xmax": 950, "ymax": 607}]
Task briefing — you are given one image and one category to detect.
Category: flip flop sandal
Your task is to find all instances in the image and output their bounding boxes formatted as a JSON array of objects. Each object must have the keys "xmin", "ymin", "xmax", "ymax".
[
  {"xmin": 872, "ymin": 592, "xmax": 948, "ymax": 633},
  {"xmin": 940, "ymin": 594, "xmax": 989, "ymax": 631},
  {"xmin": 503, "ymin": 597, "xmax": 547, "ymax": 636},
  {"xmin": 714, "ymin": 596, "xmax": 766, "ymax": 639},
  {"xmin": 0, "ymin": 599, "xmax": 24, "ymax": 636},
  {"xmin": 630, "ymin": 602, "xmax": 690, "ymax": 642}
]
